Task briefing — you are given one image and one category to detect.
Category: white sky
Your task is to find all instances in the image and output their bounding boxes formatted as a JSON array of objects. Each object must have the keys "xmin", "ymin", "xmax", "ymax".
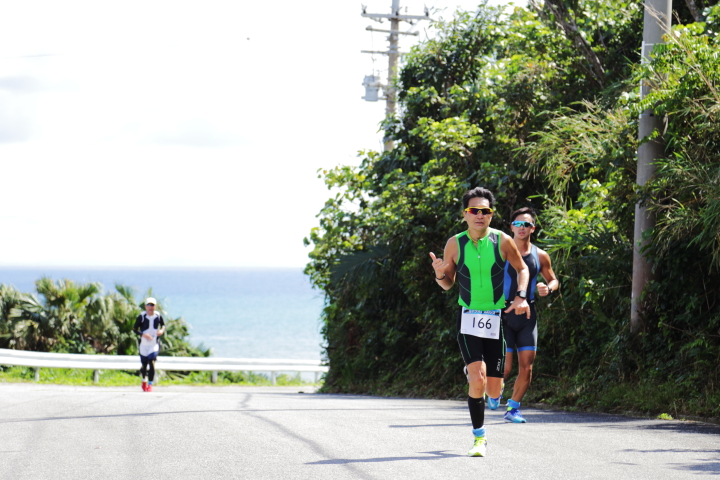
[{"xmin": 0, "ymin": 0, "xmax": 513, "ymax": 268}]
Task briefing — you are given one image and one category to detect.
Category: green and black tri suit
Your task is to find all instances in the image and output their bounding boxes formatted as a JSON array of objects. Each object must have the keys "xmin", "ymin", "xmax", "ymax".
[{"xmin": 455, "ymin": 228, "xmax": 506, "ymax": 377}]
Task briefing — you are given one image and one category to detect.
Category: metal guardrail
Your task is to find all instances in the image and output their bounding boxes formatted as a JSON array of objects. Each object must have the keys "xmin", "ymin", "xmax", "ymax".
[{"xmin": 0, "ymin": 348, "xmax": 328, "ymax": 385}]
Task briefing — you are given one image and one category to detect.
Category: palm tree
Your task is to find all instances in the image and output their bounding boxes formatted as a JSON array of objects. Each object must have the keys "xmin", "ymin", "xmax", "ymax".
[
  {"xmin": 3, "ymin": 277, "xmax": 210, "ymax": 357},
  {"xmin": 8, "ymin": 278, "xmax": 99, "ymax": 352},
  {"xmin": 0, "ymin": 285, "xmax": 26, "ymax": 349}
]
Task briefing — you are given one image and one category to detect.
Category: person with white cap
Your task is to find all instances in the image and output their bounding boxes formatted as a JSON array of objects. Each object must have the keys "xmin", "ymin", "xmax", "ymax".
[{"xmin": 133, "ymin": 297, "xmax": 166, "ymax": 392}]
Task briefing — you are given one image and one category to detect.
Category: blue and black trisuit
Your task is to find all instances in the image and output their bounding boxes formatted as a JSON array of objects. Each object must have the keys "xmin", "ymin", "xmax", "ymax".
[{"xmin": 503, "ymin": 245, "xmax": 539, "ymax": 353}]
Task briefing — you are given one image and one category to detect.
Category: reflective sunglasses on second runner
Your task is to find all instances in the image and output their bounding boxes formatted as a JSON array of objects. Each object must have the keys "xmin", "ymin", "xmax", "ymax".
[
  {"xmin": 464, "ymin": 207, "xmax": 494, "ymax": 216},
  {"xmin": 511, "ymin": 220, "xmax": 535, "ymax": 228}
]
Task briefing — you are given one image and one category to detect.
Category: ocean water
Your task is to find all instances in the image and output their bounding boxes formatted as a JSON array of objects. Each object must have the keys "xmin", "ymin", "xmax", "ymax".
[{"xmin": 0, "ymin": 268, "xmax": 326, "ymax": 361}]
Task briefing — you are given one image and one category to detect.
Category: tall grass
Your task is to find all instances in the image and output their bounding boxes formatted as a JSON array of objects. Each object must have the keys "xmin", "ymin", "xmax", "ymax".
[{"xmin": 0, "ymin": 366, "xmax": 319, "ymax": 387}]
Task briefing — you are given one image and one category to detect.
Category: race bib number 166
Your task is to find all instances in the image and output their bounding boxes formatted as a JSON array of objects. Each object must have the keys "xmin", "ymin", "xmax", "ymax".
[{"xmin": 460, "ymin": 309, "xmax": 501, "ymax": 339}]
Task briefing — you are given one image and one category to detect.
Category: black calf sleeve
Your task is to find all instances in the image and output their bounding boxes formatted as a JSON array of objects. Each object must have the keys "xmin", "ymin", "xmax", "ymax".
[
  {"xmin": 468, "ymin": 396, "xmax": 485, "ymax": 429},
  {"xmin": 148, "ymin": 361, "xmax": 155, "ymax": 382}
]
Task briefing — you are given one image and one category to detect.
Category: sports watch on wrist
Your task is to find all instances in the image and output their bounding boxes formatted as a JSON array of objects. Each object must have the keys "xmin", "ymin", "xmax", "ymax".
[{"xmin": 516, "ymin": 290, "xmax": 527, "ymax": 299}]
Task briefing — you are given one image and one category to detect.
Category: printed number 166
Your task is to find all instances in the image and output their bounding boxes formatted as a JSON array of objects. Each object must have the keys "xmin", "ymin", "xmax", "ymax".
[{"xmin": 474, "ymin": 317, "xmax": 492, "ymax": 329}]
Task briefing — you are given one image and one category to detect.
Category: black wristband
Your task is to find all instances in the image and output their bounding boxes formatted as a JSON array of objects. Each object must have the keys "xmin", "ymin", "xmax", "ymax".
[
  {"xmin": 516, "ymin": 290, "xmax": 527, "ymax": 299},
  {"xmin": 435, "ymin": 274, "xmax": 446, "ymax": 281}
]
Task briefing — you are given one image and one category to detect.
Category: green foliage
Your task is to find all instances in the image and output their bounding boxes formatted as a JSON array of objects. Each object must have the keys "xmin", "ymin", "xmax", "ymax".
[
  {"xmin": 535, "ymin": 180, "xmax": 633, "ymax": 378},
  {"xmin": 0, "ymin": 366, "xmax": 141, "ymax": 386},
  {"xmin": 525, "ymin": 373, "xmax": 720, "ymax": 418},
  {"xmin": 635, "ymin": 15, "xmax": 720, "ymax": 267},
  {"xmin": 306, "ymin": 0, "xmax": 720, "ymax": 417},
  {"xmin": 306, "ymin": 0, "xmax": 641, "ymax": 398},
  {"xmin": 0, "ymin": 366, "xmax": 316, "ymax": 387},
  {"xmin": 162, "ymin": 371, "xmax": 314, "ymax": 386},
  {"xmin": 0, "ymin": 278, "xmax": 209, "ymax": 358},
  {"xmin": 621, "ymin": 15, "xmax": 720, "ymax": 396}
]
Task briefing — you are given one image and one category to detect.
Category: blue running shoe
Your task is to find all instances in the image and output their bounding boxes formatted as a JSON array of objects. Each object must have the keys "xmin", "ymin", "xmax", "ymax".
[
  {"xmin": 504, "ymin": 408, "xmax": 527, "ymax": 423},
  {"xmin": 487, "ymin": 395, "xmax": 502, "ymax": 410}
]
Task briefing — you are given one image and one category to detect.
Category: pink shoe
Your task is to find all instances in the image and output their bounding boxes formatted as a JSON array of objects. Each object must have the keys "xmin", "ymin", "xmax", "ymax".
[{"xmin": 146, "ymin": 384, "xmax": 153, "ymax": 392}]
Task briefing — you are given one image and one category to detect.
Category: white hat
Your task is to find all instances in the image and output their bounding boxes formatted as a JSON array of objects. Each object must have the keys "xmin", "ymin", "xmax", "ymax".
[{"xmin": 145, "ymin": 297, "xmax": 157, "ymax": 306}]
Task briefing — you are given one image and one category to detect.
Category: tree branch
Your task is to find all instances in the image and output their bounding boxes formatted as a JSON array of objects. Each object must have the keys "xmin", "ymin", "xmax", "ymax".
[
  {"xmin": 685, "ymin": 0, "xmax": 704, "ymax": 23},
  {"xmin": 529, "ymin": 0, "xmax": 605, "ymax": 88}
]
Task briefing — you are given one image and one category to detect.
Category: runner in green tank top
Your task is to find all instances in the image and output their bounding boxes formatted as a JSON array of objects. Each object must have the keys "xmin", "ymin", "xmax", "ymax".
[
  {"xmin": 430, "ymin": 187, "xmax": 530, "ymax": 457},
  {"xmin": 454, "ymin": 227, "xmax": 507, "ymax": 311}
]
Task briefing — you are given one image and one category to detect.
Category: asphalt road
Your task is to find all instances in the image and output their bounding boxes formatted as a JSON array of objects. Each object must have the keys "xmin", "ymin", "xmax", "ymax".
[{"xmin": 0, "ymin": 383, "xmax": 718, "ymax": 479}]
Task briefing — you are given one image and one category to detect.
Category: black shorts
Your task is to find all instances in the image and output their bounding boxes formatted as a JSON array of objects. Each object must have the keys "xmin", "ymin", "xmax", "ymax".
[
  {"xmin": 456, "ymin": 306, "xmax": 505, "ymax": 378},
  {"xmin": 503, "ymin": 302, "xmax": 538, "ymax": 353}
]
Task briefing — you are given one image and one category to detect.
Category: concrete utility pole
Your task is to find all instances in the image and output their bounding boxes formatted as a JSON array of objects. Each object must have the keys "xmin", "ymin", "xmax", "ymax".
[
  {"xmin": 361, "ymin": 1, "xmax": 430, "ymax": 151},
  {"xmin": 631, "ymin": 0, "xmax": 672, "ymax": 333}
]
